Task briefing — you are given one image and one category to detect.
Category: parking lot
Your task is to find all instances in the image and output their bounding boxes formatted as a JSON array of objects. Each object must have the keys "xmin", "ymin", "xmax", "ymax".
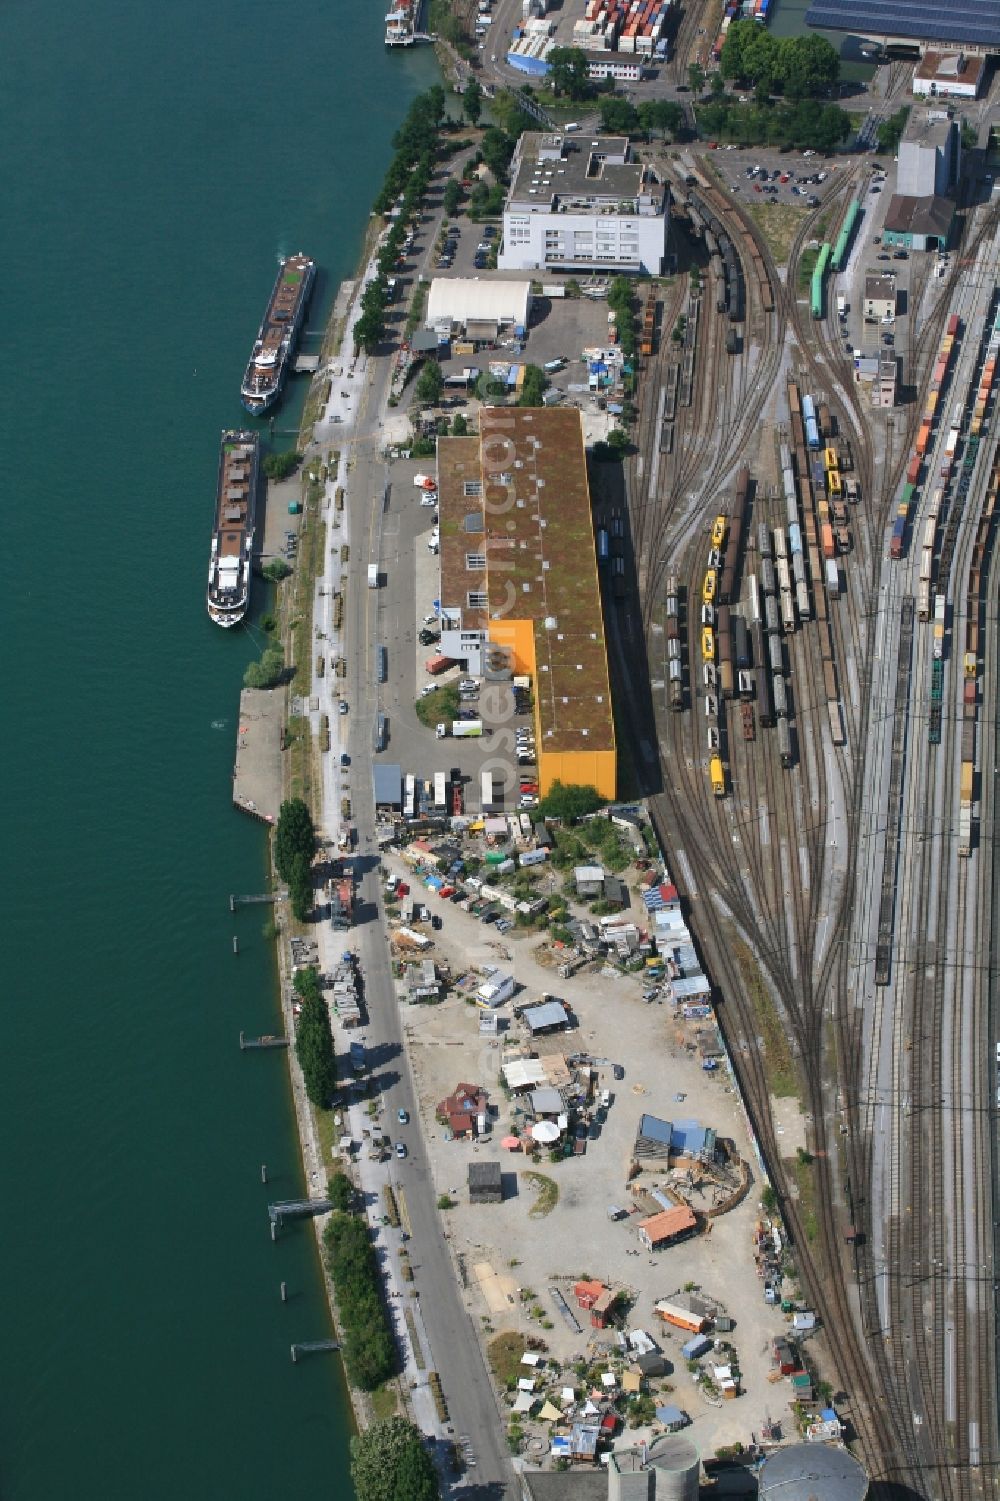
[{"xmin": 706, "ymin": 145, "xmax": 840, "ymax": 210}]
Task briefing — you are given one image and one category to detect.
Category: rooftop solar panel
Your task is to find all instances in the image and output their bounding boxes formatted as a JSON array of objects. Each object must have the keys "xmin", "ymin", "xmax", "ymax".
[{"xmin": 805, "ymin": 0, "xmax": 1000, "ymax": 48}]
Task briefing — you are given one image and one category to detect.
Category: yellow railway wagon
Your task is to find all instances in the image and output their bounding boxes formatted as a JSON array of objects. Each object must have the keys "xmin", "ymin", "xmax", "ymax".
[
  {"xmin": 709, "ymin": 756, "xmax": 726, "ymax": 797},
  {"xmin": 702, "ymin": 627, "xmax": 715, "ymax": 661},
  {"xmin": 702, "ymin": 569, "xmax": 717, "ymax": 605},
  {"xmin": 711, "ymin": 515, "xmax": 727, "ymax": 550}
]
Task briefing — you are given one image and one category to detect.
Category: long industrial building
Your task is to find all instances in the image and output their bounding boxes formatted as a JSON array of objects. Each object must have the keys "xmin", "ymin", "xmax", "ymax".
[
  {"xmin": 435, "ymin": 407, "xmax": 617, "ymax": 800},
  {"xmin": 804, "ymin": 0, "xmax": 999, "ymax": 51}
]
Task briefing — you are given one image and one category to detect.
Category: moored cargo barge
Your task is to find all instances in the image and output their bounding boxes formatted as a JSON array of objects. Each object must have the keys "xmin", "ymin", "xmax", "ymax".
[
  {"xmin": 207, "ymin": 431, "xmax": 260, "ymax": 628},
  {"xmin": 241, "ymin": 254, "xmax": 315, "ymax": 415}
]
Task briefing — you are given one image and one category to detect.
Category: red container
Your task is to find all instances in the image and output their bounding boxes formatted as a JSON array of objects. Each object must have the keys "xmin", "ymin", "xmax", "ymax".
[
  {"xmin": 906, "ymin": 457, "xmax": 921, "ymax": 485},
  {"xmin": 947, "ymin": 313, "xmax": 960, "ymax": 336},
  {"xmin": 821, "ymin": 523, "xmax": 835, "ymax": 560}
]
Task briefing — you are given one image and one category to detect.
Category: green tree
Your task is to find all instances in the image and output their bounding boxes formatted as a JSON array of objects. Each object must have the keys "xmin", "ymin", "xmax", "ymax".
[
  {"xmin": 638, "ymin": 99, "xmax": 683, "ymax": 139},
  {"xmin": 288, "ymin": 849, "xmax": 313, "ymax": 923},
  {"xmin": 709, "ymin": 70, "xmax": 726, "ymax": 98},
  {"xmin": 607, "ymin": 427, "xmax": 629, "ymax": 456},
  {"xmin": 392, "ymin": 1441, "xmax": 441, "ymax": 1501},
  {"xmin": 876, "ymin": 106, "xmax": 909, "ymax": 154},
  {"xmin": 547, "ymin": 46, "xmax": 591, "ymax": 101},
  {"xmin": 415, "ymin": 359, "xmax": 444, "ymax": 405},
  {"xmin": 295, "ymin": 989, "xmax": 336, "ymax": 1105},
  {"xmin": 443, "ymin": 177, "xmax": 462, "ymax": 216},
  {"xmin": 536, "ymin": 780, "xmax": 606, "ymax": 821},
  {"xmin": 688, "ymin": 62, "xmax": 705, "ymax": 94},
  {"xmin": 480, "ymin": 125, "xmax": 515, "ymax": 179},
  {"xmin": 463, "ymin": 77, "xmax": 483, "ymax": 125},
  {"xmin": 243, "ymin": 645, "xmax": 284, "ymax": 690},
  {"xmin": 354, "ymin": 305, "xmax": 385, "ymax": 355},
  {"xmin": 598, "ymin": 95, "xmax": 638, "ymax": 134},
  {"xmin": 451, "ymin": 412, "xmax": 469, "ymax": 435},
  {"xmin": 352, "ymin": 1419, "xmax": 434, "ymax": 1501},
  {"xmin": 274, "ymin": 797, "xmax": 317, "ymax": 883},
  {"xmin": 517, "ymin": 364, "xmax": 549, "ymax": 407},
  {"xmin": 262, "ymin": 559, "xmax": 292, "ymax": 583},
  {"xmin": 262, "ymin": 449, "xmax": 301, "ymax": 480},
  {"xmin": 329, "ymin": 1171, "xmax": 353, "ymax": 1212}
]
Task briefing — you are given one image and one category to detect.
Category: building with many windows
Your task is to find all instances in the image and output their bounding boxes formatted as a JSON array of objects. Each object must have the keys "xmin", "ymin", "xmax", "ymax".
[
  {"xmin": 435, "ymin": 407, "xmax": 616, "ymax": 800},
  {"xmin": 497, "ymin": 132, "xmax": 668, "ymax": 275}
]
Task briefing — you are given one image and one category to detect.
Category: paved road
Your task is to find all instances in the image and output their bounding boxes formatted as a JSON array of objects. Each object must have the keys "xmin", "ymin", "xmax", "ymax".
[{"xmin": 309, "ymin": 195, "xmax": 515, "ymax": 1497}]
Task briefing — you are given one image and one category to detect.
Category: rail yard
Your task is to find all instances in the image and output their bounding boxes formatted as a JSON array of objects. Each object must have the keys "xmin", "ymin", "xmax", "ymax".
[{"xmin": 606, "ymin": 129, "xmax": 1000, "ymax": 1501}]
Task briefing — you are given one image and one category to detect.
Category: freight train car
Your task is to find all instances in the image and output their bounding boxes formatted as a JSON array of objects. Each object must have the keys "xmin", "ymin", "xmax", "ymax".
[{"xmin": 777, "ymin": 717, "xmax": 794, "ymax": 768}]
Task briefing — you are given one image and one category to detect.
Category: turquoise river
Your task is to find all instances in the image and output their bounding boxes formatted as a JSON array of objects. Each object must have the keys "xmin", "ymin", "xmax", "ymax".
[{"xmin": 2, "ymin": 1, "xmax": 436, "ymax": 1495}]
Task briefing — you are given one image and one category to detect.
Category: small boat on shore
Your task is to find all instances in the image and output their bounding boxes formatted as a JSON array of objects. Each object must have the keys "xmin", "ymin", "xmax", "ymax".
[
  {"xmin": 207, "ymin": 430, "xmax": 260, "ymax": 628},
  {"xmin": 241, "ymin": 254, "xmax": 315, "ymax": 415}
]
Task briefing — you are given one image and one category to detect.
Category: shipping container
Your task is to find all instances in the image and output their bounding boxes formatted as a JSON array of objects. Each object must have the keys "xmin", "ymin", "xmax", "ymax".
[
  {"xmin": 825, "ymin": 558, "xmax": 840, "ymax": 596},
  {"xmin": 960, "ymin": 762, "xmax": 974, "ymax": 805},
  {"xmin": 821, "ymin": 523, "xmax": 835, "ymax": 560}
]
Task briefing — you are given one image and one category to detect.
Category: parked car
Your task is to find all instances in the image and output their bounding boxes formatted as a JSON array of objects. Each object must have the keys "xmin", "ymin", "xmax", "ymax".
[
  {"xmin": 431, "ymin": 914, "xmax": 443, "ymax": 930},
  {"xmin": 338, "ymin": 700, "xmax": 349, "ymax": 715},
  {"xmin": 613, "ymin": 1064, "xmax": 625, "ymax": 1080},
  {"xmin": 395, "ymin": 1142, "xmax": 407, "ymax": 1159},
  {"xmin": 397, "ymin": 1108, "xmax": 409, "ymax": 1124}
]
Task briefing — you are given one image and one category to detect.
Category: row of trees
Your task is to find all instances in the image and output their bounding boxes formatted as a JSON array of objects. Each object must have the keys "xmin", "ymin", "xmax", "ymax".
[
  {"xmin": 599, "ymin": 95, "xmax": 685, "ymax": 140},
  {"xmin": 356, "ymin": 89, "xmax": 449, "ymax": 354},
  {"xmin": 696, "ymin": 97, "xmax": 851, "ymax": 152},
  {"xmin": 719, "ymin": 22, "xmax": 840, "ymax": 99},
  {"xmin": 293, "ymin": 966, "xmax": 337, "ymax": 1107},
  {"xmin": 275, "ymin": 796, "xmax": 317, "ymax": 920},
  {"xmin": 351, "ymin": 1417, "xmax": 441, "ymax": 1501},
  {"xmin": 322, "ymin": 1210, "xmax": 397, "ymax": 1390}
]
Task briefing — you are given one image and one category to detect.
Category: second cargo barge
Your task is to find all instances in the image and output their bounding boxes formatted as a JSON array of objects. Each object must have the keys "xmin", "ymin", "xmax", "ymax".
[
  {"xmin": 240, "ymin": 253, "xmax": 315, "ymax": 415},
  {"xmin": 207, "ymin": 431, "xmax": 260, "ymax": 628}
]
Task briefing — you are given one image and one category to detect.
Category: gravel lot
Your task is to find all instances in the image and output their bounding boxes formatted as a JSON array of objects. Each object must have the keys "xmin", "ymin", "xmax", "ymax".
[{"xmin": 382, "ymin": 847, "xmax": 811, "ymax": 1456}]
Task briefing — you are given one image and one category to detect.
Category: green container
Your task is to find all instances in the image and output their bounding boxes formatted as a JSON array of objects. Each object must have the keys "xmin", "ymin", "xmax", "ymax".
[
  {"xmin": 288, "ymin": 500, "xmax": 302, "ymax": 515},
  {"xmin": 485, "ymin": 852, "xmax": 506, "ymax": 865}
]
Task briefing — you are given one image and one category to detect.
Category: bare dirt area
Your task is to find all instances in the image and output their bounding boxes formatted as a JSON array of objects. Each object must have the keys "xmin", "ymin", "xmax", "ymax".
[{"xmin": 383, "ymin": 849, "xmax": 807, "ymax": 1458}]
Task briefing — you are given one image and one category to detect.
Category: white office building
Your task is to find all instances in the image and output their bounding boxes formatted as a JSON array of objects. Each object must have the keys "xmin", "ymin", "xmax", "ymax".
[{"xmin": 497, "ymin": 132, "xmax": 668, "ymax": 275}]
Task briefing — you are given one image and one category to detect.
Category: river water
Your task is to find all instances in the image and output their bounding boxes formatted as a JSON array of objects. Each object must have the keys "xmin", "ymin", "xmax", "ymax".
[{"xmin": 2, "ymin": 2, "xmax": 435, "ymax": 1495}]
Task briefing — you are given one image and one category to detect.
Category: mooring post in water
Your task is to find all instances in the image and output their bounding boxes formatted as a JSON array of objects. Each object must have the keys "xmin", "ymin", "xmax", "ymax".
[
  {"xmin": 261, "ymin": 1163, "xmax": 268, "ymax": 1184},
  {"xmin": 233, "ymin": 935, "xmax": 239, "ymax": 955},
  {"xmin": 270, "ymin": 1221, "xmax": 277, "ymax": 1243},
  {"xmin": 281, "ymin": 1282, "xmax": 288, "ymax": 1303}
]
